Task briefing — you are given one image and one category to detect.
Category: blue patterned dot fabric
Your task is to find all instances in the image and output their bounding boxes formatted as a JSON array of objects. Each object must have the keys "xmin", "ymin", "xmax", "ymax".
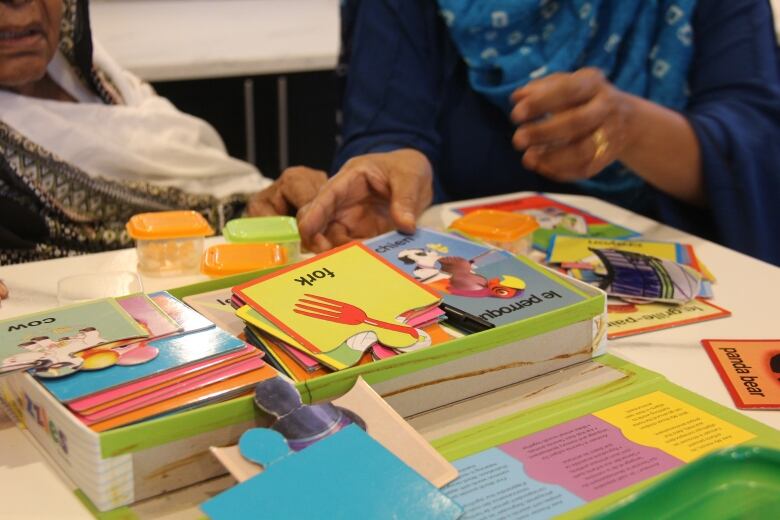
[
  {"xmin": 435, "ymin": 0, "xmax": 697, "ymax": 205},
  {"xmin": 437, "ymin": 0, "xmax": 696, "ymax": 113}
]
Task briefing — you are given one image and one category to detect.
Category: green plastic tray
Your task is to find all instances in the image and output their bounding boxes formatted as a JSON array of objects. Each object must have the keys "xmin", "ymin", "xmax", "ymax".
[{"xmin": 594, "ymin": 446, "xmax": 780, "ymax": 519}]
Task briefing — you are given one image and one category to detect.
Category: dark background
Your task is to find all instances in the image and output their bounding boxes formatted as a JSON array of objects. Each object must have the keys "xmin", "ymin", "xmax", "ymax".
[{"xmin": 152, "ymin": 70, "xmax": 339, "ymax": 179}]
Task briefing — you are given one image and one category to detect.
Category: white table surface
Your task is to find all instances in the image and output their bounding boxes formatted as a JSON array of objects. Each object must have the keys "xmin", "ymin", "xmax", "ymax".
[
  {"xmin": 0, "ymin": 193, "xmax": 778, "ymax": 518},
  {"xmin": 90, "ymin": 0, "xmax": 340, "ymax": 82}
]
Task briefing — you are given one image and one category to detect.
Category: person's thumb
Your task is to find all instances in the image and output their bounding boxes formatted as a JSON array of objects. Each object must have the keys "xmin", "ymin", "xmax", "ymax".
[{"xmin": 388, "ymin": 174, "xmax": 423, "ymax": 234}]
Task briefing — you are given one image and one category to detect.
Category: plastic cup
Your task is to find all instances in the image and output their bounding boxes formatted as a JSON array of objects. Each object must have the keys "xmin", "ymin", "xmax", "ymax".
[{"xmin": 57, "ymin": 271, "xmax": 143, "ymax": 306}]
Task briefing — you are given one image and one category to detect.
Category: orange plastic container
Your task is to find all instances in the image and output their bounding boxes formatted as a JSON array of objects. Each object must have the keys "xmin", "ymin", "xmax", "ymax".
[
  {"xmin": 201, "ymin": 243, "xmax": 288, "ymax": 277},
  {"xmin": 126, "ymin": 211, "xmax": 215, "ymax": 276},
  {"xmin": 449, "ymin": 209, "xmax": 539, "ymax": 256}
]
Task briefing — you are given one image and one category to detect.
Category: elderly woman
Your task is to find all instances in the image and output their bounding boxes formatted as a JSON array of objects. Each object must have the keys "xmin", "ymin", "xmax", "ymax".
[
  {"xmin": 0, "ymin": 0, "xmax": 322, "ymax": 264},
  {"xmin": 297, "ymin": 0, "xmax": 780, "ymax": 265}
]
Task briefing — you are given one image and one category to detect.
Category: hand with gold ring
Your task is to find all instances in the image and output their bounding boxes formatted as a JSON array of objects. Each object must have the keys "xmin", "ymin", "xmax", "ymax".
[
  {"xmin": 591, "ymin": 128, "xmax": 609, "ymax": 161},
  {"xmin": 509, "ymin": 68, "xmax": 636, "ymax": 183}
]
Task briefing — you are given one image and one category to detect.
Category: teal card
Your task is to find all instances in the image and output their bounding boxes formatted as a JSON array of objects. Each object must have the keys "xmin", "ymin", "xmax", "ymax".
[
  {"xmin": 201, "ymin": 425, "xmax": 463, "ymax": 519},
  {"xmin": 41, "ymin": 327, "xmax": 244, "ymax": 403}
]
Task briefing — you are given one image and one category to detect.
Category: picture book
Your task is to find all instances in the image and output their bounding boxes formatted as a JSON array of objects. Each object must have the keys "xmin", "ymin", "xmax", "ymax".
[
  {"xmin": 41, "ymin": 327, "xmax": 247, "ymax": 403},
  {"xmin": 607, "ymin": 299, "xmax": 731, "ymax": 339},
  {"xmin": 210, "ymin": 377, "xmax": 458, "ymax": 488},
  {"xmin": 233, "ymin": 242, "xmax": 441, "ymax": 354},
  {"xmin": 701, "ymin": 339, "xmax": 780, "ymax": 409},
  {"xmin": 0, "ymin": 298, "xmax": 148, "ymax": 377},
  {"xmin": 430, "ymin": 355, "xmax": 780, "ymax": 520},
  {"xmin": 452, "ymin": 194, "xmax": 639, "ymax": 250},
  {"xmin": 201, "ymin": 425, "xmax": 463, "ymax": 520},
  {"xmin": 366, "ymin": 229, "xmax": 589, "ymax": 328}
]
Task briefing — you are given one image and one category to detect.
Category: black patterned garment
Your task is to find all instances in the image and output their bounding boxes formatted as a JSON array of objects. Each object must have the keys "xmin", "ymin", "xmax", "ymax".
[{"xmin": 0, "ymin": 0, "xmax": 249, "ymax": 264}]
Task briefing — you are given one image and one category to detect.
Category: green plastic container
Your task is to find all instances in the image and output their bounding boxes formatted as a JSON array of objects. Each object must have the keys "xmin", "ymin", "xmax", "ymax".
[
  {"xmin": 594, "ymin": 446, "xmax": 780, "ymax": 520},
  {"xmin": 222, "ymin": 216, "xmax": 301, "ymax": 260}
]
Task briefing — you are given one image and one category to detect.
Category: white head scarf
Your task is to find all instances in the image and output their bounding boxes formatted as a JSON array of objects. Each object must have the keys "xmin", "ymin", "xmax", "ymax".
[{"xmin": 0, "ymin": 1, "xmax": 269, "ymax": 198}]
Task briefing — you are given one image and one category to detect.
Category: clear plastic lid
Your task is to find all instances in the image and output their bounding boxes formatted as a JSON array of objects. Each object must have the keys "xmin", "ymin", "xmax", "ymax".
[
  {"xmin": 201, "ymin": 243, "xmax": 288, "ymax": 276},
  {"xmin": 126, "ymin": 210, "xmax": 214, "ymax": 240},
  {"xmin": 449, "ymin": 209, "xmax": 539, "ymax": 242},
  {"xmin": 223, "ymin": 216, "xmax": 300, "ymax": 243}
]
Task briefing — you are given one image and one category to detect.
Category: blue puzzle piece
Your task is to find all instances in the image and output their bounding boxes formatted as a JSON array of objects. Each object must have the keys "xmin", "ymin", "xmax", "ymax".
[
  {"xmin": 238, "ymin": 428, "xmax": 291, "ymax": 466},
  {"xmin": 201, "ymin": 425, "xmax": 463, "ymax": 520}
]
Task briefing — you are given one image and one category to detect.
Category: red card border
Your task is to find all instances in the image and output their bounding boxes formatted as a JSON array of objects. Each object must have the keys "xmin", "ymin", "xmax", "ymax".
[{"xmin": 701, "ymin": 338, "xmax": 780, "ymax": 409}]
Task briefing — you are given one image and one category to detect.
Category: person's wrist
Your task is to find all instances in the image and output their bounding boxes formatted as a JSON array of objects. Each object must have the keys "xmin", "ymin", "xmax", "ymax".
[{"xmin": 615, "ymin": 92, "xmax": 644, "ymax": 160}]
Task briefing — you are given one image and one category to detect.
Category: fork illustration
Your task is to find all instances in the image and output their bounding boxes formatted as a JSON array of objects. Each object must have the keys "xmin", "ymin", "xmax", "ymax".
[{"xmin": 293, "ymin": 294, "xmax": 419, "ymax": 340}]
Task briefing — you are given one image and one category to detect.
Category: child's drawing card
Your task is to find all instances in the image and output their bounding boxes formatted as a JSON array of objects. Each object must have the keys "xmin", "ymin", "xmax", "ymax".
[
  {"xmin": 547, "ymin": 236, "xmax": 685, "ymax": 267},
  {"xmin": 233, "ymin": 242, "xmax": 441, "ymax": 355},
  {"xmin": 0, "ymin": 298, "xmax": 148, "ymax": 376},
  {"xmin": 593, "ymin": 248, "xmax": 702, "ymax": 304},
  {"xmin": 453, "ymin": 194, "xmax": 639, "ymax": 250},
  {"xmin": 701, "ymin": 339, "xmax": 780, "ymax": 409},
  {"xmin": 607, "ymin": 299, "xmax": 731, "ymax": 339}
]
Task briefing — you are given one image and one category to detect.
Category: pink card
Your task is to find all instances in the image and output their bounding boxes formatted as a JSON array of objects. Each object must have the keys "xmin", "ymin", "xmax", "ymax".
[
  {"xmin": 68, "ymin": 345, "xmax": 257, "ymax": 413},
  {"xmin": 78, "ymin": 356, "xmax": 265, "ymax": 423},
  {"xmin": 372, "ymin": 344, "xmax": 398, "ymax": 360}
]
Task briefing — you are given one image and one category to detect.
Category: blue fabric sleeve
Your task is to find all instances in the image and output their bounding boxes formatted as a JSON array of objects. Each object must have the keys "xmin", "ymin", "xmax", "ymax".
[
  {"xmin": 333, "ymin": 0, "xmax": 447, "ymax": 172},
  {"xmin": 657, "ymin": 0, "xmax": 780, "ymax": 264}
]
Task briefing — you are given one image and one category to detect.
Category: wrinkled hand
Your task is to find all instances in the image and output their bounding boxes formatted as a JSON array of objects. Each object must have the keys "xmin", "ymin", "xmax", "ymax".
[
  {"xmin": 297, "ymin": 149, "xmax": 433, "ymax": 253},
  {"xmin": 246, "ymin": 166, "xmax": 328, "ymax": 217},
  {"xmin": 510, "ymin": 67, "xmax": 635, "ymax": 182}
]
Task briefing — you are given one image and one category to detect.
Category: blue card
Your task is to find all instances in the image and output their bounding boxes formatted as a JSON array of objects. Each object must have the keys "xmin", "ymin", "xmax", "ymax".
[
  {"xmin": 200, "ymin": 425, "xmax": 463, "ymax": 520},
  {"xmin": 41, "ymin": 327, "xmax": 244, "ymax": 403}
]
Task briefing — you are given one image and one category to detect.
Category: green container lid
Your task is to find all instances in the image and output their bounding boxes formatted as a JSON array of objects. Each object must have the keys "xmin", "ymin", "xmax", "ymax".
[
  {"xmin": 223, "ymin": 216, "xmax": 300, "ymax": 243},
  {"xmin": 594, "ymin": 446, "xmax": 780, "ymax": 520}
]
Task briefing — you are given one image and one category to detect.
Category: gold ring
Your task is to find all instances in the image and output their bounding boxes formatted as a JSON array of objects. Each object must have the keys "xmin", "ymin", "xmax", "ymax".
[{"xmin": 592, "ymin": 128, "xmax": 609, "ymax": 161}]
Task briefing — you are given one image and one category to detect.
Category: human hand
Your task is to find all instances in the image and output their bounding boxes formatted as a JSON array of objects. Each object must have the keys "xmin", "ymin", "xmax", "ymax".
[
  {"xmin": 0, "ymin": 280, "xmax": 8, "ymax": 301},
  {"xmin": 510, "ymin": 68, "xmax": 636, "ymax": 182},
  {"xmin": 296, "ymin": 149, "xmax": 433, "ymax": 253},
  {"xmin": 246, "ymin": 167, "xmax": 328, "ymax": 217}
]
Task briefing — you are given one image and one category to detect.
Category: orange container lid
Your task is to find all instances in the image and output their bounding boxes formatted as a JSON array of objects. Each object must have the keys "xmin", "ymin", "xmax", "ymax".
[
  {"xmin": 201, "ymin": 243, "xmax": 288, "ymax": 276},
  {"xmin": 449, "ymin": 209, "xmax": 539, "ymax": 242},
  {"xmin": 126, "ymin": 211, "xmax": 214, "ymax": 240}
]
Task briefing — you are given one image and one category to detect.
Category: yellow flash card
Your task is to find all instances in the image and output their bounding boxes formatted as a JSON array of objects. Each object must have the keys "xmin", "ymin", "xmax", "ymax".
[{"xmin": 233, "ymin": 242, "xmax": 441, "ymax": 354}]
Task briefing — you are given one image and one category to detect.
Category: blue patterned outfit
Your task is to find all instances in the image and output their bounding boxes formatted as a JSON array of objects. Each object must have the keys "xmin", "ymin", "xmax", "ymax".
[{"xmin": 335, "ymin": 0, "xmax": 780, "ymax": 265}]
